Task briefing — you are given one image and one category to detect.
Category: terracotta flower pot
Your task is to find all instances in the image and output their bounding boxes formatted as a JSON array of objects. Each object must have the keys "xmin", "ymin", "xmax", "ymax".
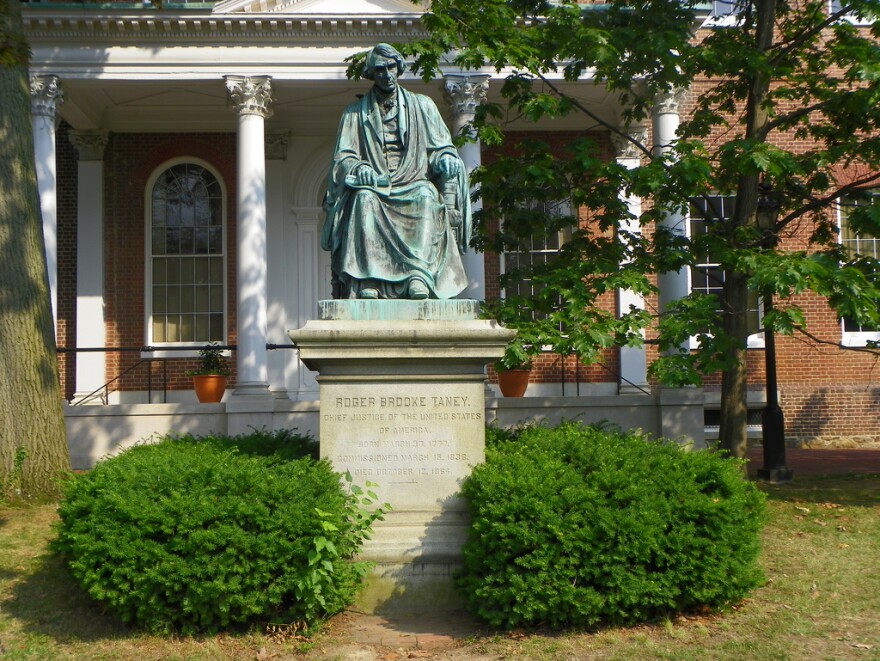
[
  {"xmin": 192, "ymin": 374, "xmax": 227, "ymax": 403},
  {"xmin": 497, "ymin": 369, "xmax": 531, "ymax": 397}
]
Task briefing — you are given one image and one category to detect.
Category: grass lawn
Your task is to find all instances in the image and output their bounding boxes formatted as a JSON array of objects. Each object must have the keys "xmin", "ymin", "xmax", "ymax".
[{"xmin": 1, "ymin": 474, "xmax": 878, "ymax": 660}]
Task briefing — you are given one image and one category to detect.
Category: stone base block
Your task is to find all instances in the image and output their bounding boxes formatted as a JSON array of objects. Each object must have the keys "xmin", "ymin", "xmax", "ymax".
[
  {"xmin": 288, "ymin": 300, "xmax": 513, "ymax": 614},
  {"xmin": 355, "ymin": 562, "xmax": 466, "ymax": 616}
]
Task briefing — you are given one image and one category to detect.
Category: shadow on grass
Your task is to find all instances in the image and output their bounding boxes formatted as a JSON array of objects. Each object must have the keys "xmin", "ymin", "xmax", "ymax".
[
  {"xmin": 6, "ymin": 550, "xmax": 134, "ymax": 644},
  {"xmin": 758, "ymin": 474, "xmax": 880, "ymax": 508}
]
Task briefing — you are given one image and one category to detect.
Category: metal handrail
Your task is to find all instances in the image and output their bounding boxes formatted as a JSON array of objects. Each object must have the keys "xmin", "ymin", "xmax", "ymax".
[
  {"xmin": 69, "ymin": 358, "xmax": 156, "ymax": 406},
  {"xmin": 57, "ymin": 343, "xmax": 297, "ymax": 405}
]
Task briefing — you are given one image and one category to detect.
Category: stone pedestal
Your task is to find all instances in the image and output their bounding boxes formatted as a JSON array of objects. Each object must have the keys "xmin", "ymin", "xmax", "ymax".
[{"xmin": 288, "ymin": 300, "xmax": 513, "ymax": 614}]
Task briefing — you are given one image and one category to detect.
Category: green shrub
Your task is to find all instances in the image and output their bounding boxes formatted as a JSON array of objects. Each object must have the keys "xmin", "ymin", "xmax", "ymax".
[
  {"xmin": 53, "ymin": 436, "xmax": 384, "ymax": 634},
  {"xmin": 176, "ymin": 428, "xmax": 319, "ymax": 462},
  {"xmin": 459, "ymin": 421, "xmax": 766, "ymax": 629}
]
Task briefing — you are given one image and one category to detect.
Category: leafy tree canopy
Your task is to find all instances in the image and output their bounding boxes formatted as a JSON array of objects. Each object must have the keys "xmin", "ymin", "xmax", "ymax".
[{"xmin": 359, "ymin": 0, "xmax": 880, "ymax": 391}]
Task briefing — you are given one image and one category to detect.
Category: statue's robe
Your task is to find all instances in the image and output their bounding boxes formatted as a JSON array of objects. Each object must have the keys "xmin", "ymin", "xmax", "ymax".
[{"xmin": 322, "ymin": 86, "xmax": 471, "ymax": 299}]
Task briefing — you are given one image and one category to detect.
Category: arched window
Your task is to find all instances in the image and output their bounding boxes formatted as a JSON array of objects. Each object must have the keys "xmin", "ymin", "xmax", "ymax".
[{"xmin": 147, "ymin": 161, "xmax": 226, "ymax": 345}]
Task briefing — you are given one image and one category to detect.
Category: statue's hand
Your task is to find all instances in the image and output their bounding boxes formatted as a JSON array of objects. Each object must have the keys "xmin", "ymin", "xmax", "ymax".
[
  {"xmin": 437, "ymin": 154, "xmax": 461, "ymax": 179},
  {"xmin": 355, "ymin": 165, "xmax": 378, "ymax": 186}
]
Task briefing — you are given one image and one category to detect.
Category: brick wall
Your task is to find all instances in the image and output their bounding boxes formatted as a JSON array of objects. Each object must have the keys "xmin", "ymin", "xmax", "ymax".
[
  {"xmin": 100, "ymin": 132, "xmax": 237, "ymax": 393},
  {"xmin": 482, "ymin": 130, "xmax": 620, "ymax": 385}
]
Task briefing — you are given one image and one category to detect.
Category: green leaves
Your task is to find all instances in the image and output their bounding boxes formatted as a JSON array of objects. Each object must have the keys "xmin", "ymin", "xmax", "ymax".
[
  {"xmin": 459, "ymin": 422, "xmax": 765, "ymax": 629},
  {"xmin": 52, "ymin": 434, "xmax": 387, "ymax": 634},
  {"xmin": 403, "ymin": 0, "xmax": 880, "ymax": 393}
]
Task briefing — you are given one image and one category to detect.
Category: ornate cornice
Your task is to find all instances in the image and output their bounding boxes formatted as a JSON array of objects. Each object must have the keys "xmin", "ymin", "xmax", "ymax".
[
  {"xmin": 442, "ymin": 74, "xmax": 489, "ymax": 117},
  {"xmin": 21, "ymin": 9, "xmax": 428, "ymax": 44},
  {"xmin": 225, "ymin": 76, "xmax": 274, "ymax": 118},
  {"xmin": 69, "ymin": 131, "xmax": 109, "ymax": 161},
  {"xmin": 30, "ymin": 75, "xmax": 64, "ymax": 118}
]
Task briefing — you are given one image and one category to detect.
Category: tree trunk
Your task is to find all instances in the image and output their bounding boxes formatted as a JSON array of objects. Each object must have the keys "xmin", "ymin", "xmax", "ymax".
[
  {"xmin": 719, "ymin": 272, "xmax": 750, "ymax": 459},
  {"xmin": 717, "ymin": 0, "xmax": 776, "ymax": 459},
  {"xmin": 0, "ymin": 0, "xmax": 71, "ymax": 499}
]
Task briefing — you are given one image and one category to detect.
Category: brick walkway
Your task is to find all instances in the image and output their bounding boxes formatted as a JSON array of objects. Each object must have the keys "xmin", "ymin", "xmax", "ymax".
[{"xmin": 746, "ymin": 447, "xmax": 880, "ymax": 476}]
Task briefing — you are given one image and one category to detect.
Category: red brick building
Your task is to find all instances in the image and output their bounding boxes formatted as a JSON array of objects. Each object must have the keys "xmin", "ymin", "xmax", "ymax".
[{"xmin": 23, "ymin": 0, "xmax": 879, "ymax": 465}]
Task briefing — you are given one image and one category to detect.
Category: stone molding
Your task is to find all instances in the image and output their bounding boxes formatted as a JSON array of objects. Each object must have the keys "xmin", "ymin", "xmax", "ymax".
[
  {"xmin": 442, "ymin": 74, "xmax": 489, "ymax": 118},
  {"xmin": 69, "ymin": 130, "xmax": 109, "ymax": 161},
  {"xmin": 22, "ymin": 10, "xmax": 429, "ymax": 44},
  {"xmin": 265, "ymin": 131, "xmax": 290, "ymax": 160},
  {"xmin": 30, "ymin": 75, "xmax": 63, "ymax": 118},
  {"xmin": 225, "ymin": 75, "xmax": 274, "ymax": 118},
  {"xmin": 612, "ymin": 126, "xmax": 648, "ymax": 160},
  {"xmin": 653, "ymin": 87, "xmax": 686, "ymax": 115}
]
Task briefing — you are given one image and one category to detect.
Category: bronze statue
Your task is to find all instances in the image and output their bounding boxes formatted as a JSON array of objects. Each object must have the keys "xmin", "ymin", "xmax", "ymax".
[{"xmin": 322, "ymin": 43, "xmax": 471, "ymax": 300}]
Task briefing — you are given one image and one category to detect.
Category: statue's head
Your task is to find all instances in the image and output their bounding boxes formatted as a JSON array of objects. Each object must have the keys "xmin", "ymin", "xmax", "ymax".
[{"xmin": 363, "ymin": 43, "xmax": 406, "ymax": 80}]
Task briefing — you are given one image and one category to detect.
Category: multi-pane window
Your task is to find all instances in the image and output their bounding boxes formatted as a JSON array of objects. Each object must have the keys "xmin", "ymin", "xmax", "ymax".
[
  {"xmin": 710, "ymin": 0, "xmax": 741, "ymax": 17},
  {"xmin": 149, "ymin": 162, "xmax": 225, "ymax": 345},
  {"xmin": 703, "ymin": 0, "xmax": 744, "ymax": 25},
  {"xmin": 829, "ymin": 0, "xmax": 871, "ymax": 23},
  {"xmin": 501, "ymin": 199, "xmax": 574, "ymax": 318},
  {"xmin": 689, "ymin": 195, "xmax": 762, "ymax": 336},
  {"xmin": 839, "ymin": 193, "xmax": 880, "ymax": 336}
]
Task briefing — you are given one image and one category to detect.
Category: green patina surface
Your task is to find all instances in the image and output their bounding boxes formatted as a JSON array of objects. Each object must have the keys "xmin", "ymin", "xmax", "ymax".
[{"xmin": 318, "ymin": 299, "xmax": 480, "ymax": 322}]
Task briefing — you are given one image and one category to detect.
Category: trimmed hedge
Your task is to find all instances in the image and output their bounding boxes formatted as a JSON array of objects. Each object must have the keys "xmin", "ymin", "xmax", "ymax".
[
  {"xmin": 181, "ymin": 427, "xmax": 319, "ymax": 462},
  {"xmin": 53, "ymin": 433, "xmax": 382, "ymax": 634},
  {"xmin": 460, "ymin": 422, "xmax": 766, "ymax": 629}
]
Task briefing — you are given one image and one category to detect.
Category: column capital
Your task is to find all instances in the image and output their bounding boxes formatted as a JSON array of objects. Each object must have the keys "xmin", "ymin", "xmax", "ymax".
[
  {"xmin": 69, "ymin": 131, "xmax": 109, "ymax": 161},
  {"xmin": 265, "ymin": 131, "xmax": 290, "ymax": 160},
  {"xmin": 30, "ymin": 75, "xmax": 64, "ymax": 118},
  {"xmin": 442, "ymin": 73, "xmax": 490, "ymax": 118},
  {"xmin": 225, "ymin": 75, "xmax": 273, "ymax": 118},
  {"xmin": 612, "ymin": 126, "xmax": 648, "ymax": 161},
  {"xmin": 653, "ymin": 87, "xmax": 686, "ymax": 115}
]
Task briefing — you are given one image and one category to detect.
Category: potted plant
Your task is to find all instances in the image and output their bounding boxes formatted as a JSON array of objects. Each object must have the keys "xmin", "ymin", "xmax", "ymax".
[
  {"xmin": 495, "ymin": 336, "xmax": 537, "ymax": 398},
  {"xmin": 188, "ymin": 344, "xmax": 230, "ymax": 403}
]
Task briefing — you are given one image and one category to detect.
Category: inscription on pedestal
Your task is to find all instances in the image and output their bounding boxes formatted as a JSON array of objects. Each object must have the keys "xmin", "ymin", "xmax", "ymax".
[{"xmin": 320, "ymin": 382, "xmax": 485, "ymax": 510}]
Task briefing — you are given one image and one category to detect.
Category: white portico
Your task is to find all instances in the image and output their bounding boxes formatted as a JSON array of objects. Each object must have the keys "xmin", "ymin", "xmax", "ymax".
[{"xmin": 22, "ymin": 0, "xmax": 704, "ymax": 463}]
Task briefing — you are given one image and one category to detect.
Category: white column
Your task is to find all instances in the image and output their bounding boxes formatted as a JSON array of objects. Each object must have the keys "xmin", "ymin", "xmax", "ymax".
[
  {"xmin": 652, "ymin": 88, "xmax": 690, "ymax": 348},
  {"xmin": 69, "ymin": 131, "xmax": 109, "ymax": 403},
  {"xmin": 443, "ymin": 73, "xmax": 490, "ymax": 301},
  {"xmin": 613, "ymin": 127, "xmax": 650, "ymax": 394},
  {"xmin": 30, "ymin": 75, "xmax": 63, "ymax": 332},
  {"xmin": 265, "ymin": 131, "xmax": 291, "ymax": 398},
  {"xmin": 225, "ymin": 75, "xmax": 273, "ymax": 396}
]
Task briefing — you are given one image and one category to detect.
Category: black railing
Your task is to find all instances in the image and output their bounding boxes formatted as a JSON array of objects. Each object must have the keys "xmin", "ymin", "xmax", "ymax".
[{"xmin": 57, "ymin": 343, "xmax": 297, "ymax": 405}]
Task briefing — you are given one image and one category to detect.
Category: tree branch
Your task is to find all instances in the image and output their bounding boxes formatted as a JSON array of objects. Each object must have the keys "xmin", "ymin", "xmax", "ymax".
[
  {"xmin": 793, "ymin": 325, "xmax": 880, "ymax": 357},
  {"xmin": 535, "ymin": 73, "xmax": 654, "ymax": 159},
  {"xmin": 768, "ymin": 3, "xmax": 849, "ymax": 67},
  {"xmin": 777, "ymin": 172, "xmax": 880, "ymax": 229}
]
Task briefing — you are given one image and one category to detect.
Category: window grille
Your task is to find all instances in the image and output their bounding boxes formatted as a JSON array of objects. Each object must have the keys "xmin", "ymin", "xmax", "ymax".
[
  {"xmin": 148, "ymin": 162, "xmax": 226, "ymax": 345},
  {"xmin": 839, "ymin": 192, "xmax": 880, "ymax": 335},
  {"xmin": 501, "ymin": 199, "xmax": 574, "ymax": 320},
  {"xmin": 688, "ymin": 195, "xmax": 762, "ymax": 335}
]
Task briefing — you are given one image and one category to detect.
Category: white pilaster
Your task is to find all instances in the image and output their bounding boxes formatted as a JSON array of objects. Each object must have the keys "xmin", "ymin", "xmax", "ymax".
[
  {"xmin": 652, "ymin": 88, "xmax": 691, "ymax": 346},
  {"xmin": 69, "ymin": 131, "xmax": 109, "ymax": 404},
  {"xmin": 443, "ymin": 73, "xmax": 490, "ymax": 301},
  {"xmin": 225, "ymin": 75, "xmax": 273, "ymax": 399},
  {"xmin": 265, "ymin": 131, "xmax": 291, "ymax": 399},
  {"xmin": 613, "ymin": 127, "xmax": 650, "ymax": 394},
  {"xmin": 30, "ymin": 75, "xmax": 63, "ymax": 332}
]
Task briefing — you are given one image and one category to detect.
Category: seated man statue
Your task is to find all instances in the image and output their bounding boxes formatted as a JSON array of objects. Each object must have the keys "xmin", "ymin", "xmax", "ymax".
[{"xmin": 321, "ymin": 43, "xmax": 471, "ymax": 300}]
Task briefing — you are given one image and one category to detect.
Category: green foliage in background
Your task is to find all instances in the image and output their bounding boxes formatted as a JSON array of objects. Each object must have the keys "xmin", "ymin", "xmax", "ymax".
[{"xmin": 377, "ymin": 0, "xmax": 880, "ymax": 457}]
